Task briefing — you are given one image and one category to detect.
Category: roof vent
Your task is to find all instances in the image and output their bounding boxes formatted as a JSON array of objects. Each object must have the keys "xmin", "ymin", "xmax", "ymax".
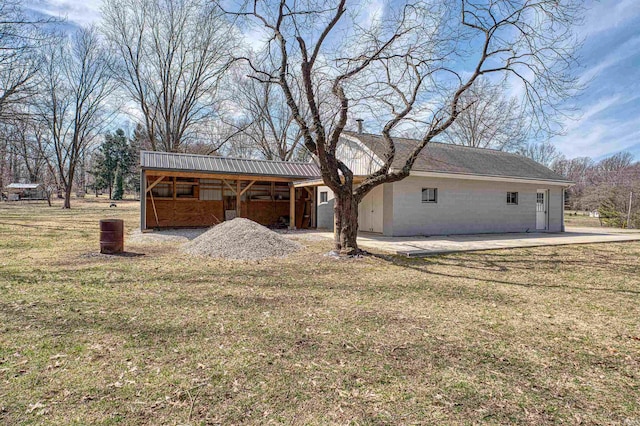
[{"xmin": 356, "ymin": 118, "xmax": 364, "ymax": 134}]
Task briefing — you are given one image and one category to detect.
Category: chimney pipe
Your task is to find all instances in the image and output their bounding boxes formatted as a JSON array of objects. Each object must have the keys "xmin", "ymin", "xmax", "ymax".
[{"xmin": 356, "ymin": 118, "xmax": 364, "ymax": 134}]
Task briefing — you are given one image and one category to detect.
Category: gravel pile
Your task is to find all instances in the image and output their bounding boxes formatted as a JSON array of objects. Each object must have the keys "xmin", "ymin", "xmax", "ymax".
[
  {"xmin": 182, "ymin": 218, "xmax": 302, "ymax": 260},
  {"xmin": 128, "ymin": 228, "xmax": 205, "ymax": 244}
]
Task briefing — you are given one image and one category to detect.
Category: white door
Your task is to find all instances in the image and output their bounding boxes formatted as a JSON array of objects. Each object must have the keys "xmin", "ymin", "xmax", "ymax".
[
  {"xmin": 536, "ymin": 190, "xmax": 548, "ymax": 230},
  {"xmin": 370, "ymin": 185, "xmax": 383, "ymax": 233},
  {"xmin": 358, "ymin": 185, "xmax": 383, "ymax": 233}
]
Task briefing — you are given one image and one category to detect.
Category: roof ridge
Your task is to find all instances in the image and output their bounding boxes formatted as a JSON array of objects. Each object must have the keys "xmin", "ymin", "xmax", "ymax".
[
  {"xmin": 140, "ymin": 150, "xmax": 316, "ymax": 166},
  {"xmin": 343, "ymin": 131, "xmax": 523, "ymax": 155}
]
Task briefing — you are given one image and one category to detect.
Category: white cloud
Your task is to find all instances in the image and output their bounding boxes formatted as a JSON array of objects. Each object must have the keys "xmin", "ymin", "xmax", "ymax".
[
  {"xmin": 578, "ymin": 35, "xmax": 640, "ymax": 85},
  {"xmin": 580, "ymin": 0, "xmax": 640, "ymax": 37},
  {"xmin": 362, "ymin": 0, "xmax": 384, "ymax": 28},
  {"xmin": 552, "ymin": 113, "xmax": 640, "ymax": 159},
  {"xmin": 27, "ymin": 0, "xmax": 104, "ymax": 26}
]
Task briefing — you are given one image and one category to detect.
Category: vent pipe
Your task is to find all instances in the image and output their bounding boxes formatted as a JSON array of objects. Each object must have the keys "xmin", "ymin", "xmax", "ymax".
[{"xmin": 356, "ymin": 118, "xmax": 364, "ymax": 134}]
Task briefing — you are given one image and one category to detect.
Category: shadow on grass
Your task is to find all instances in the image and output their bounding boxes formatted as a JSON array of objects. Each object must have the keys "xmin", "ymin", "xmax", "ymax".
[
  {"xmin": 78, "ymin": 251, "xmax": 146, "ymax": 259},
  {"xmin": 371, "ymin": 250, "xmax": 640, "ymax": 296}
]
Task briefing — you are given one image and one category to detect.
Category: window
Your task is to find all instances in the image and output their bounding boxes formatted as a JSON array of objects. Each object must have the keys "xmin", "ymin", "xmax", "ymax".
[
  {"xmin": 422, "ymin": 188, "xmax": 437, "ymax": 203},
  {"xmin": 507, "ymin": 192, "xmax": 518, "ymax": 205},
  {"xmin": 320, "ymin": 191, "xmax": 328, "ymax": 203}
]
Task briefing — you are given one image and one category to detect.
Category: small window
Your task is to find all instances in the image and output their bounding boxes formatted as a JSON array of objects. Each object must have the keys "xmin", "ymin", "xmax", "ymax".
[
  {"xmin": 507, "ymin": 192, "xmax": 518, "ymax": 205},
  {"xmin": 422, "ymin": 188, "xmax": 437, "ymax": 203},
  {"xmin": 320, "ymin": 191, "xmax": 328, "ymax": 203}
]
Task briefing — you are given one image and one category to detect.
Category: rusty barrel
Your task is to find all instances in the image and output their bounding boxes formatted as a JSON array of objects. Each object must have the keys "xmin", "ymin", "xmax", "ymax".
[{"xmin": 100, "ymin": 219, "xmax": 124, "ymax": 254}]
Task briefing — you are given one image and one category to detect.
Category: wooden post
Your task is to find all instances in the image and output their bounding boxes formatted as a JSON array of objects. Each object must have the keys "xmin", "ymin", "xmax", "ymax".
[
  {"xmin": 172, "ymin": 177, "xmax": 176, "ymax": 200},
  {"xmin": 627, "ymin": 191, "xmax": 633, "ymax": 228},
  {"xmin": 140, "ymin": 170, "xmax": 146, "ymax": 230},
  {"xmin": 289, "ymin": 185, "xmax": 296, "ymax": 230},
  {"xmin": 236, "ymin": 180, "xmax": 241, "ymax": 218}
]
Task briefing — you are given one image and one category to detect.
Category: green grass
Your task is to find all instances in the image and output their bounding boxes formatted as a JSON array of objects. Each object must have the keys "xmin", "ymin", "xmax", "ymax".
[{"xmin": 1, "ymin": 199, "xmax": 639, "ymax": 424}]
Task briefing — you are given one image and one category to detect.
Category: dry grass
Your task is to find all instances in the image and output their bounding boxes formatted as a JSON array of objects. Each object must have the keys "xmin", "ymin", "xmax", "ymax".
[
  {"xmin": 564, "ymin": 211, "xmax": 604, "ymax": 228},
  {"xmin": 1, "ymin": 199, "xmax": 639, "ymax": 425}
]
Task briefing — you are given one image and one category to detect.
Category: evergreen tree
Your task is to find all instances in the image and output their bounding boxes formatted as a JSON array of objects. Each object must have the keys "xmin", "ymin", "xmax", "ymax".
[
  {"xmin": 91, "ymin": 129, "xmax": 136, "ymax": 199},
  {"xmin": 112, "ymin": 164, "xmax": 124, "ymax": 200}
]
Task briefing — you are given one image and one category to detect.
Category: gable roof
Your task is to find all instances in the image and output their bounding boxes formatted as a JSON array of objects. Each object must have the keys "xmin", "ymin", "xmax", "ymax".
[
  {"xmin": 344, "ymin": 132, "xmax": 570, "ymax": 183},
  {"xmin": 6, "ymin": 183, "xmax": 42, "ymax": 189},
  {"xmin": 140, "ymin": 151, "xmax": 320, "ymax": 179}
]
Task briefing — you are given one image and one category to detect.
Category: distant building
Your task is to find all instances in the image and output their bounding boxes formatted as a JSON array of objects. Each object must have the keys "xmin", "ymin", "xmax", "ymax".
[{"xmin": 5, "ymin": 183, "xmax": 46, "ymax": 201}]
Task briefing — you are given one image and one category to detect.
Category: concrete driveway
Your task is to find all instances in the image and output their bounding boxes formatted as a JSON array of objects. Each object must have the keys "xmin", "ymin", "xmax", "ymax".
[{"xmin": 306, "ymin": 227, "xmax": 640, "ymax": 256}]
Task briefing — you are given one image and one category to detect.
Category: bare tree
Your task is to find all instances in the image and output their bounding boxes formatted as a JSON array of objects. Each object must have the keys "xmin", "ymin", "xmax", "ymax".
[
  {"xmin": 0, "ymin": 0, "xmax": 54, "ymax": 121},
  {"xmin": 552, "ymin": 155, "xmax": 595, "ymax": 209},
  {"xmin": 5, "ymin": 119, "xmax": 48, "ymax": 182},
  {"xmin": 226, "ymin": 1, "xmax": 581, "ymax": 253},
  {"xmin": 36, "ymin": 27, "xmax": 116, "ymax": 209},
  {"xmin": 518, "ymin": 141, "xmax": 561, "ymax": 167},
  {"xmin": 441, "ymin": 78, "xmax": 527, "ymax": 151},
  {"xmin": 226, "ymin": 72, "xmax": 304, "ymax": 160},
  {"xmin": 102, "ymin": 0, "xmax": 236, "ymax": 152}
]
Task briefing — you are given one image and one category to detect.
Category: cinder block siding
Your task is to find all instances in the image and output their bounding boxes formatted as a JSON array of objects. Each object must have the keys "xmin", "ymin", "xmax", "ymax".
[
  {"xmin": 389, "ymin": 176, "xmax": 564, "ymax": 236},
  {"xmin": 316, "ymin": 186, "xmax": 335, "ymax": 230},
  {"xmin": 315, "ymin": 177, "xmax": 565, "ymax": 236}
]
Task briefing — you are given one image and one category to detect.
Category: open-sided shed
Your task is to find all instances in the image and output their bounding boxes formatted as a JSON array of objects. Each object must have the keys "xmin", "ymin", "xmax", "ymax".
[
  {"xmin": 140, "ymin": 151, "xmax": 321, "ymax": 230},
  {"xmin": 5, "ymin": 183, "xmax": 46, "ymax": 201}
]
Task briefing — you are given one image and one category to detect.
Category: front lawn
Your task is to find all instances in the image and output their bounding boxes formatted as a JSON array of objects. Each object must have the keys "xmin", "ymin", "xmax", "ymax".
[{"xmin": 1, "ymin": 199, "xmax": 639, "ymax": 424}]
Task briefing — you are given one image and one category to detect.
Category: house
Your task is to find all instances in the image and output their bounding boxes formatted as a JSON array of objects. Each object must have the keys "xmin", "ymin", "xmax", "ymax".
[
  {"xmin": 139, "ymin": 132, "xmax": 572, "ymax": 235},
  {"xmin": 310, "ymin": 132, "xmax": 572, "ymax": 236},
  {"xmin": 4, "ymin": 183, "xmax": 46, "ymax": 201}
]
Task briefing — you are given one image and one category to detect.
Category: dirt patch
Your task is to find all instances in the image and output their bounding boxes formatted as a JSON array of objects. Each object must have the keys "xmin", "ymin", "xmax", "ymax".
[
  {"xmin": 128, "ymin": 228, "xmax": 206, "ymax": 244},
  {"xmin": 182, "ymin": 218, "xmax": 302, "ymax": 260}
]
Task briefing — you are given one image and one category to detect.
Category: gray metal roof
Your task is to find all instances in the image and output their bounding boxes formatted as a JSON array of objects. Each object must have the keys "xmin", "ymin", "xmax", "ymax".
[
  {"xmin": 346, "ymin": 132, "xmax": 570, "ymax": 183},
  {"xmin": 6, "ymin": 183, "xmax": 42, "ymax": 189},
  {"xmin": 140, "ymin": 151, "xmax": 321, "ymax": 179}
]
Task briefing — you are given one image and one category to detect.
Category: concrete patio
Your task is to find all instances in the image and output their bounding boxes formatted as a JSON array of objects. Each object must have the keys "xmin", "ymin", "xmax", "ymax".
[{"xmin": 307, "ymin": 226, "xmax": 640, "ymax": 257}]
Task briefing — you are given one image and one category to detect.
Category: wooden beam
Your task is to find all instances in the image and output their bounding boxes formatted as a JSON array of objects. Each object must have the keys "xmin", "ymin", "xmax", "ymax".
[
  {"xmin": 140, "ymin": 170, "xmax": 146, "ymax": 230},
  {"xmin": 149, "ymin": 190, "xmax": 160, "ymax": 228},
  {"xmin": 221, "ymin": 179, "xmax": 236, "ymax": 194},
  {"xmin": 289, "ymin": 185, "xmax": 296, "ymax": 230},
  {"xmin": 236, "ymin": 179, "xmax": 241, "ymax": 217},
  {"xmin": 292, "ymin": 179, "xmax": 323, "ymax": 188},
  {"xmin": 304, "ymin": 187, "xmax": 314, "ymax": 197},
  {"xmin": 145, "ymin": 175, "xmax": 166, "ymax": 193},
  {"xmin": 144, "ymin": 169, "xmax": 303, "ymax": 182},
  {"xmin": 310, "ymin": 186, "xmax": 316, "ymax": 228},
  {"xmin": 173, "ymin": 177, "xmax": 176, "ymax": 200},
  {"xmin": 240, "ymin": 180, "xmax": 256, "ymax": 196}
]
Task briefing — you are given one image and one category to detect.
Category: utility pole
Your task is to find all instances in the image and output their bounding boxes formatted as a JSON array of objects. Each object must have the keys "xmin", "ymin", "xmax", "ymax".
[{"xmin": 628, "ymin": 191, "xmax": 634, "ymax": 228}]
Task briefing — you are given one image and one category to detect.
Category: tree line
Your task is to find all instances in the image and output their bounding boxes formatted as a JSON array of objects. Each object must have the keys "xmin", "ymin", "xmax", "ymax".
[{"xmin": 552, "ymin": 152, "xmax": 640, "ymax": 228}]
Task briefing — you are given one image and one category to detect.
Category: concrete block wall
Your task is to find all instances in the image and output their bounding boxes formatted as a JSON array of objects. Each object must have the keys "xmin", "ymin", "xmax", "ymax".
[
  {"xmin": 316, "ymin": 185, "xmax": 335, "ymax": 230},
  {"xmin": 390, "ymin": 176, "xmax": 564, "ymax": 236},
  {"xmin": 315, "ymin": 177, "xmax": 566, "ymax": 236}
]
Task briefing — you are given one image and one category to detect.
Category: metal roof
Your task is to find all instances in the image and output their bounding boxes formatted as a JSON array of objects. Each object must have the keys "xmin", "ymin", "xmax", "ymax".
[
  {"xmin": 345, "ymin": 132, "xmax": 571, "ymax": 183},
  {"xmin": 140, "ymin": 151, "xmax": 321, "ymax": 179},
  {"xmin": 6, "ymin": 183, "xmax": 42, "ymax": 189}
]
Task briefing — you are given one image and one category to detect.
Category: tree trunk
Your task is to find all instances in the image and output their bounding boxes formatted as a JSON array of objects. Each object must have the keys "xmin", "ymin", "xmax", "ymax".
[
  {"xmin": 333, "ymin": 191, "xmax": 360, "ymax": 255},
  {"xmin": 63, "ymin": 185, "xmax": 72, "ymax": 209}
]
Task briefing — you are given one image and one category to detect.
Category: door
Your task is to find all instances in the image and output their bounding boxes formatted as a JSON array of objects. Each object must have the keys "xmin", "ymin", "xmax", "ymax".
[
  {"xmin": 536, "ymin": 190, "xmax": 548, "ymax": 230},
  {"xmin": 358, "ymin": 185, "xmax": 383, "ymax": 233}
]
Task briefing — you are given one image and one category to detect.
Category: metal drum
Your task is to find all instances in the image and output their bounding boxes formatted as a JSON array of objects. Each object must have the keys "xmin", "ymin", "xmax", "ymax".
[{"xmin": 100, "ymin": 219, "xmax": 124, "ymax": 254}]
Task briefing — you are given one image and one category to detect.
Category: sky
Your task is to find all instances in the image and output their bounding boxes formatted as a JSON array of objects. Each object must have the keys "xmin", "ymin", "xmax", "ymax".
[{"xmin": 22, "ymin": 0, "xmax": 640, "ymax": 161}]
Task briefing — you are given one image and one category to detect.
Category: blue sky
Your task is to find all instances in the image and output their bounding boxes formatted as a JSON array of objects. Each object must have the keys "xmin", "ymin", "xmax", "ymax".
[{"xmin": 23, "ymin": 0, "xmax": 640, "ymax": 161}]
